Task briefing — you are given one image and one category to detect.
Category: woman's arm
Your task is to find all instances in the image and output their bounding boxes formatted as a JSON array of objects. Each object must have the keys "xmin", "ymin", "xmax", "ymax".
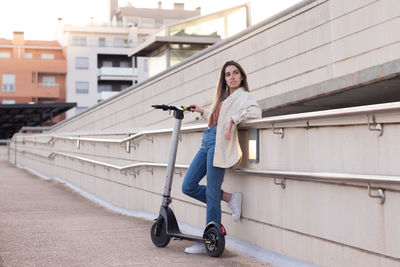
[
  {"xmin": 231, "ymin": 103, "xmax": 261, "ymax": 125},
  {"xmin": 224, "ymin": 118, "xmax": 234, "ymax": 140},
  {"xmin": 188, "ymin": 104, "xmax": 203, "ymax": 114},
  {"xmin": 189, "ymin": 104, "xmax": 210, "ymax": 120},
  {"xmin": 225, "ymin": 97, "xmax": 261, "ymax": 140}
]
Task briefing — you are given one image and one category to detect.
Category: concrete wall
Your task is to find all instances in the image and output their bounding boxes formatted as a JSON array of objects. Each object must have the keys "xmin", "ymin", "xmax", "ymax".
[
  {"xmin": 9, "ymin": 107, "xmax": 400, "ymax": 266},
  {"xmin": 50, "ymin": 0, "xmax": 400, "ymax": 133}
]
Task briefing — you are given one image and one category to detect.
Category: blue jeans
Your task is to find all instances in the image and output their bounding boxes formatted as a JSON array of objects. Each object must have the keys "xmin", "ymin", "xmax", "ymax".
[{"xmin": 182, "ymin": 126, "xmax": 225, "ymax": 225}]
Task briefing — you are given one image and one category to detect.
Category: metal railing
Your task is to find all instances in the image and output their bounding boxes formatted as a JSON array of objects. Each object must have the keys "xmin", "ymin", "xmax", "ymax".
[
  {"xmin": 11, "ymin": 140, "xmax": 399, "ymax": 205},
  {"xmin": 33, "ymin": 150, "xmax": 399, "ymax": 186},
  {"xmin": 12, "ymin": 145, "xmax": 400, "ymax": 186},
  {"xmin": 43, "ymin": 150, "xmax": 400, "ymax": 205},
  {"xmin": 17, "ymin": 96, "xmax": 395, "ymax": 145},
  {"xmin": 49, "ymin": 123, "xmax": 208, "ymax": 145},
  {"xmin": 235, "ymin": 169, "xmax": 400, "ymax": 185},
  {"xmin": 38, "ymin": 82, "xmax": 59, "ymax": 87},
  {"xmin": 240, "ymin": 101, "xmax": 400, "ymax": 129},
  {"xmin": 48, "ymin": 151, "xmax": 189, "ymax": 174},
  {"xmin": 12, "ymin": 100, "xmax": 400, "ymax": 205},
  {"xmin": 234, "ymin": 169, "xmax": 400, "ymax": 205},
  {"xmin": 46, "ymin": 100, "xmax": 400, "ymax": 146}
]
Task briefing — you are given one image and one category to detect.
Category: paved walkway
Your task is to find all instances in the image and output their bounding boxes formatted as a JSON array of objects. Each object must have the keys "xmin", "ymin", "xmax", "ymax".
[{"xmin": 0, "ymin": 160, "xmax": 268, "ymax": 267}]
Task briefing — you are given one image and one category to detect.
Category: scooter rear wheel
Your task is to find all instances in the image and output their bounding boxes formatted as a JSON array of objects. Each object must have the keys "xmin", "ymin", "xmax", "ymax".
[
  {"xmin": 204, "ymin": 226, "xmax": 225, "ymax": 257},
  {"xmin": 151, "ymin": 219, "xmax": 171, "ymax": 247}
]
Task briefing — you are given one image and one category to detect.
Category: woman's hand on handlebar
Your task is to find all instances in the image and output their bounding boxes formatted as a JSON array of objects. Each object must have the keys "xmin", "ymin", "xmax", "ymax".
[{"xmin": 188, "ymin": 105, "xmax": 204, "ymax": 115}]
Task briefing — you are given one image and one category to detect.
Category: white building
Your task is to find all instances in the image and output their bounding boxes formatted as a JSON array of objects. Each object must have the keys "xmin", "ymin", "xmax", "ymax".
[{"xmin": 57, "ymin": 1, "xmax": 201, "ymax": 118}]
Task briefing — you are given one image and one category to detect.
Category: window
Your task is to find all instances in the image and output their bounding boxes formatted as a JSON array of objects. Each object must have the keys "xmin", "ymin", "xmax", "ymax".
[
  {"xmin": 98, "ymin": 84, "xmax": 112, "ymax": 92},
  {"xmin": 2, "ymin": 99, "xmax": 15, "ymax": 104},
  {"xmin": 120, "ymin": 61, "xmax": 129, "ymax": 68},
  {"xmin": 76, "ymin": 82, "xmax": 89, "ymax": 94},
  {"xmin": 102, "ymin": 61, "xmax": 113, "ymax": 67},
  {"xmin": 113, "ymin": 38, "xmax": 125, "ymax": 47},
  {"xmin": 72, "ymin": 36, "xmax": 87, "ymax": 46},
  {"xmin": 24, "ymin": 53, "xmax": 33, "ymax": 59},
  {"xmin": 41, "ymin": 76, "xmax": 56, "ymax": 87},
  {"xmin": 41, "ymin": 53, "xmax": 54, "ymax": 60},
  {"xmin": 99, "ymin": 37, "xmax": 106, "ymax": 47},
  {"xmin": 148, "ymin": 50, "xmax": 166, "ymax": 77},
  {"xmin": 0, "ymin": 52, "xmax": 11, "ymax": 58},
  {"xmin": 76, "ymin": 57, "xmax": 89, "ymax": 69},
  {"xmin": 2, "ymin": 74, "xmax": 15, "ymax": 92}
]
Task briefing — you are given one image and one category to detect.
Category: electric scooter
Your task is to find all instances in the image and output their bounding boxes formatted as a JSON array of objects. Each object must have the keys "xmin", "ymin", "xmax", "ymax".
[{"xmin": 150, "ymin": 104, "xmax": 226, "ymax": 257}]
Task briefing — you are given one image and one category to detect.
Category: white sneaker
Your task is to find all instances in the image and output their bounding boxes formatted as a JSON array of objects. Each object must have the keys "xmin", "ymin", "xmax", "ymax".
[
  {"xmin": 184, "ymin": 243, "xmax": 206, "ymax": 254},
  {"xmin": 228, "ymin": 192, "xmax": 242, "ymax": 222}
]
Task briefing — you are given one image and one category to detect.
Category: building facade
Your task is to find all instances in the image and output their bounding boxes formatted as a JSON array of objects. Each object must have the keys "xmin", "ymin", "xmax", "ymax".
[
  {"xmin": 129, "ymin": 4, "xmax": 250, "ymax": 76},
  {"xmin": 0, "ymin": 32, "xmax": 66, "ymax": 105},
  {"xmin": 58, "ymin": 1, "xmax": 201, "ymax": 118},
  {"xmin": 57, "ymin": 22, "xmax": 140, "ymax": 118}
]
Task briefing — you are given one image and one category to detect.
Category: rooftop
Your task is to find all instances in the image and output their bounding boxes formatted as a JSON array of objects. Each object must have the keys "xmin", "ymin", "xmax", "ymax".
[
  {"xmin": 0, "ymin": 103, "xmax": 76, "ymax": 140},
  {"xmin": 0, "ymin": 33, "xmax": 61, "ymax": 48}
]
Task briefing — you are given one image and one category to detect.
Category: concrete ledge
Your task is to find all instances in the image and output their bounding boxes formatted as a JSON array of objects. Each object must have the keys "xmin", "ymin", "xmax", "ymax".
[{"xmin": 259, "ymin": 58, "xmax": 400, "ymax": 116}]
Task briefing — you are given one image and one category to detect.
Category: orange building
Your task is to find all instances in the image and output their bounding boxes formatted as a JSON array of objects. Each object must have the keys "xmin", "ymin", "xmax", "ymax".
[{"xmin": 0, "ymin": 32, "xmax": 66, "ymax": 105}]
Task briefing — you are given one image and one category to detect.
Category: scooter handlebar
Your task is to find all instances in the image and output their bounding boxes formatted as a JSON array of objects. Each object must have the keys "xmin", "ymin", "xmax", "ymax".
[
  {"xmin": 151, "ymin": 104, "xmax": 175, "ymax": 111},
  {"xmin": 152, "ymin": 105, "xmax": 194, "ymax": 111}
]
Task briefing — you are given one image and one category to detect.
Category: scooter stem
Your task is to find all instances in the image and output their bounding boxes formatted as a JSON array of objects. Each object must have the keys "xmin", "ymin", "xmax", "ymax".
[{"xmin": 162, "ymin": 110, "xmax": 183, "ymax": 207}]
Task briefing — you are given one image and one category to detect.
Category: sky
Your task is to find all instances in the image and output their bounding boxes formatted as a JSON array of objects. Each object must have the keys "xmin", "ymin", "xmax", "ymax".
[{"xmin": 0, "ymin": 0, "xmax": 301, "ymax": 41}]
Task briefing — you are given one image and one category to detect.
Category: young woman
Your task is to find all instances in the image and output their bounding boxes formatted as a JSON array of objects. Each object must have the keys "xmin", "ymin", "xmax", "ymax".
[{"xmin": 182, "ymin": 60, "xmax": 262, "ymax": 254}]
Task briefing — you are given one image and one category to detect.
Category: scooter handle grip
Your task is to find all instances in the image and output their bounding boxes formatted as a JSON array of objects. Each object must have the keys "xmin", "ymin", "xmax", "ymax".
[
  {"xmin": 182, "ymin": 106, "xmax": 195, "ymax": 111},
  {"xmin": 152, "ymin": 104, "xmax": 170, "ymax": 110}
]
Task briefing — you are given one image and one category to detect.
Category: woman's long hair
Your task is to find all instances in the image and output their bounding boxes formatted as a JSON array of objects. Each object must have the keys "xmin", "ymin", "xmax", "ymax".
[{"xmin": 211, "ymin": 60, "xmax": 249, "ymax": 113}]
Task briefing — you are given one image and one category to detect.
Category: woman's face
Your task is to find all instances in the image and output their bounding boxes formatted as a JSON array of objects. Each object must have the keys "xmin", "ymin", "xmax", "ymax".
[{"xmin": 224, "ymin": 65, "xmax": 242, "ymax": 90}]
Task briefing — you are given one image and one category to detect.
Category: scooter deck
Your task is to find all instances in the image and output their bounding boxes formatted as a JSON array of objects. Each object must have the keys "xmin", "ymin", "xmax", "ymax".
[{"xmin": 167, "ymin": 230, "xmax": 204, "ymax": 242}]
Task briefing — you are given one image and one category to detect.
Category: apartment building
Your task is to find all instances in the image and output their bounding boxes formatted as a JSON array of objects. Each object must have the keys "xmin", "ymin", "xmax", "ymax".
[
  {"xmin": 58, "ymin": 1, "xmax": 201, "ymax": 118},
  {"xmin": 130, "ymin": 4, "xmax": 250, "ymax": 76},
  {"xmin": 0, "ymin": 32, "xmax": 67, "ymax": 105},
  {"xmin": 0, "ymin": 32, "xmax": 73, "ymax": 139},
  {"xmin": 57, "ymin": 22, "xmax": 137, "ymax": 118}
]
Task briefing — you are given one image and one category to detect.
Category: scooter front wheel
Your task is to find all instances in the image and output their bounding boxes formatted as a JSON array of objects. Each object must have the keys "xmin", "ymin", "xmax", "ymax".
[
  {"xmin": 151, "ymin": 219, "xmax": 171, "ymax": 247},
  {"xmin": 204, "ymin": 226, "xmax": 225, "ymax": 257}
]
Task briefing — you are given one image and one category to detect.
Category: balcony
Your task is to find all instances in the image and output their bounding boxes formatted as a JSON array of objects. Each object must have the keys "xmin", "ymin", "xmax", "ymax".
[
  {"xmin": 35, "ymin": 83, "xmax": 61, "ymax": 98},
  {"xmin": 24, "ymin": 59, "xmax": 67, "ymax": 73},
  {"xmin": 38, "ymin": 82, "xmax": 59, "ymax": 87},
  {"xmin": 97, "ymin": 67, "xmax": 135, "ymax": 81}
]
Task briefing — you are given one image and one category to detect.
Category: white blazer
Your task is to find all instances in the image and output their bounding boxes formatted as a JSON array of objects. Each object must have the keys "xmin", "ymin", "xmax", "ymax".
[{"xmin": 202, "ymin": 88, "xmax": 261, "ymax": 168}]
